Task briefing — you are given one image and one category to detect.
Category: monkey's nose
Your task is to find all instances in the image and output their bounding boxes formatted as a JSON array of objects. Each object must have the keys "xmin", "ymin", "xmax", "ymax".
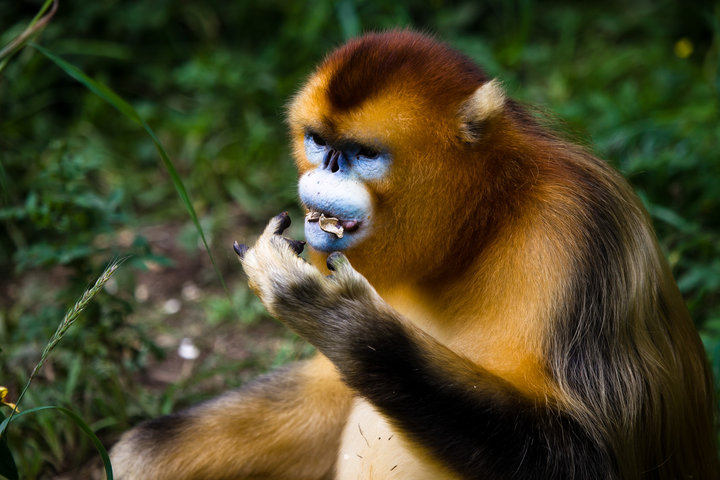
[{"xmin": 323, "ymin": 149, "xmax": 344, "ymax": 173}]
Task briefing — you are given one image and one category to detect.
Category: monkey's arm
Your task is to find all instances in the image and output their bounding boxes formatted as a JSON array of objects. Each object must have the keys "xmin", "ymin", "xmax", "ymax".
[
  {"xmin": 110, "ymin": 353, "xmax": 353, "ymax": 480},
  {"xmin": 240, "ymin": 215, "xmax": 614, "ymax": 480}
]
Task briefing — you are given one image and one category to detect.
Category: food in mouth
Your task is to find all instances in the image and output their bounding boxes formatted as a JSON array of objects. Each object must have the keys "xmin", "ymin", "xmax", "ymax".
[
  {"xmin": 306, "ymin": 211, "xmax": 360, "ymax": 239},
  {"xmin": 318, "ymin": 214, "xmax": 343, "ymax": 238}
]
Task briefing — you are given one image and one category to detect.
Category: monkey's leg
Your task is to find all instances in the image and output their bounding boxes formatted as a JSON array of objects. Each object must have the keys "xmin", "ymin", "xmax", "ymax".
[
  {"xmin": 110, "ymin": 353, "xmax": 353, "ymax": 480},
  {"xmin": 239, "ymin": 215, "xmax": 614, "ymax": 480}
]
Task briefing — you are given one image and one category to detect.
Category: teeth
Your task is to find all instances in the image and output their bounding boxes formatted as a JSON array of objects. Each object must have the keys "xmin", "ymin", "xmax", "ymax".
[
  {"xmin": 305, "ymin": 211, "xmax": 322, "ymax": 222},
  {"xmin": 318, "ymin": 214, "xmax": 344, "ymax": 238}
]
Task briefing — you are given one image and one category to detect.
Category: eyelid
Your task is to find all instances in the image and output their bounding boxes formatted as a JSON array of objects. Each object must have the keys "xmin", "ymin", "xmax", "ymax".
[
  {"xmin": 305, "ymin": 129, "xmax": 383, "ymax": 160},
  {"xmin": 357, "ymin": 146, "xmax": 380, "ymax": 159},
  {"xmin": 308, "ymin": 132, "xmax": 326, "ymax": 146}
]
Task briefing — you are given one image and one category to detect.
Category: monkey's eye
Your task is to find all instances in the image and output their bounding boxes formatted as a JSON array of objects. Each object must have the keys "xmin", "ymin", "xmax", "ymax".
[
  {"xmin": 309, "ymin": 132, "xmax": 327, "ymax": 147},
  {"xmin": 357, "ymin": 146, "xmax": 379, "ymax": 160}
]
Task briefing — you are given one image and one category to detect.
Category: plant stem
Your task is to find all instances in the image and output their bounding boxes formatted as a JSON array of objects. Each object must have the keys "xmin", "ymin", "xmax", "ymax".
[
  {"xmin": 0, "ymin": 258, "xmax": 124, "ymax": 437},
  {"xmin": 0, "ymin": 0, "xmax": 58, "ymax": 73}
]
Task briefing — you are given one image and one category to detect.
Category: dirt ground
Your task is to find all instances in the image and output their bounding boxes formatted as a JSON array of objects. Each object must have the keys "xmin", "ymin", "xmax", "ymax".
[{"xmin": 10, "ymin": 216, "xmax": 311, "ymax": 479}]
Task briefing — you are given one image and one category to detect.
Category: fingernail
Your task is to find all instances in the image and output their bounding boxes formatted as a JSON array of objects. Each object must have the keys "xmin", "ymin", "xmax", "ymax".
[
  {"xmin": 285, "ymin": 238, "xmax": 306, "ymax": 255},
  {"xmin": 273, "ymin": 212, "xmax": 291, "ymax": 234},
  {"xmin": 326, "ymin": 251, "xmax": 344, "ymax": 271},
  {"xmin": 233, "ymin": 241, "xmax": 248, "ymax": 259}
]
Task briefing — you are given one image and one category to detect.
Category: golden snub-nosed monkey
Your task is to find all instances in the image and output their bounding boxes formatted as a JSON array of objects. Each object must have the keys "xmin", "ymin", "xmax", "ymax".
[{"xmin": 111, "ymin": 30, "xmax": 719, "ymax": 480}]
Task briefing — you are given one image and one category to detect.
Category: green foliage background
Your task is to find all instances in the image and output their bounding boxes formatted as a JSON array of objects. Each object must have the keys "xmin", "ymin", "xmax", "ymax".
[{"xmin": 1, "ymin": 0, "xmax": 719, "ymax": 477}]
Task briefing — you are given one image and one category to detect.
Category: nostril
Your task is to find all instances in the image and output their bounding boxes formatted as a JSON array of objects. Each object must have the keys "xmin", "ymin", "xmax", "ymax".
[
  {"xmin": 321, "ymin": 151, "xmax": 331, "ymax": 170},
  {"xmin": 326, "ymin": 149, "xmax": 341, "ymax": 173}
]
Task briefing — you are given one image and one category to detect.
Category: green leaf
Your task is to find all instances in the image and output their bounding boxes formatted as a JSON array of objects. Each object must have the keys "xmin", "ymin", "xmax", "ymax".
[
  {"xmin": 648, "ymin": 203, "xmax": 698, "ymax": 234},
  {"xmin": 29, "ymin": 44, "xmax": 141, "ymax": 125},
  {"xmin": 30, "ymin": 42, "xmax": 228, "ymax": 297},
  {"xmin": 0, "ymin": 406, "xmax": 113, "ymax": 480},
  {"xmin": 0, "ymin": 418, "xmax": 19, "ymax": 480}
]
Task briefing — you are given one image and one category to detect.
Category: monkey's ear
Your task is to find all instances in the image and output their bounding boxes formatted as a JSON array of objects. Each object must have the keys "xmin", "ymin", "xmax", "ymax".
[{"xmin": 458, "ymin": 79, "xmax": 506, "ymax": 143}]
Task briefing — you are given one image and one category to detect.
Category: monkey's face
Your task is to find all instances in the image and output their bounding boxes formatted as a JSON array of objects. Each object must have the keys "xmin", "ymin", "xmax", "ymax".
[
  {"xmin": 288, "ymin": 90, "xmax": 469, "ymax": 286},
  {"xmin": 287, "ymin": 32, "xmax": 495, "ymax": 286},
  {"xmin": 288, "ymin": 87, "xmax": 442, "ymax": 282},
  {"xmin": 297, "ymin": 130, "xmax": 391, "ymax": 253}
]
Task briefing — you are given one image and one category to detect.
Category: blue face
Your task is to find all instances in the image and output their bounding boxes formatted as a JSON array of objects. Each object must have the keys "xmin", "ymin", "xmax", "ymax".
[
  {"xmin": 299, "ymin": 132, "xmax": 391, "ymax": 252},
  {"xmin": 303, "ymin": 133, "xmax": 391, "ymax": 180}
]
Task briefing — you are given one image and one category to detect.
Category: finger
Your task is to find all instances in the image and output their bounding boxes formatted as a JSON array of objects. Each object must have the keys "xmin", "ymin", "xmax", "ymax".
[
  {"xmin": 261, "ymin": 212, "xmax": 292, "ymax": 239},
  {"xmin": 233, "ymin": 241, "xmax": 249, "ymax": 259},
  {"xmin": 326, "ymin": 251, "xmax": 349, "ymax": 271},
  {"xmin": 284, "ymin": 238, "xmax": 306, "ymax": 255},
  {"xmin": 273, "ymin": 212, "xmax": 291, "ymax": 235}
]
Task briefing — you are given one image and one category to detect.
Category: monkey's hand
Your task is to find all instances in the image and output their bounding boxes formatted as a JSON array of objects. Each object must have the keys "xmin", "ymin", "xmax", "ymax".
[
  {"xmin": 233, "ymin": 214, "xmax": 610, "ymax": 480},
  {"xmin": 234, "ymin": 212, "xmax": 385, "ymax": 358}
]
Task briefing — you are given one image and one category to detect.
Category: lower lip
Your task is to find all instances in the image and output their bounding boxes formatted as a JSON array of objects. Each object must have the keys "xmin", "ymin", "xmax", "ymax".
[
  {"xmin": 304, "ymin": 218, "xmax": 364, "ymax": 252},
  {"xmin": 306, "ymin": 217, "xmax": 360, "ymax": 233}
]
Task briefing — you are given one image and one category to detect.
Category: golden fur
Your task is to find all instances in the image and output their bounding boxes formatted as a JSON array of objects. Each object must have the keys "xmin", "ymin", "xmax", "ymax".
[{"xmin": 111, "ymin": 31, "xmax": 718, "ymax": 479}]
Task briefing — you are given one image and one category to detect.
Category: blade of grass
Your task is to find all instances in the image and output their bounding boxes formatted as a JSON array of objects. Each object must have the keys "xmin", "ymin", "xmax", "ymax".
[
  {"xmin": 30, "ymin": 43, "xmax": 228, "ymax": 296},
  {"xmin": 0, "ymin": 419, "xmax": 18, "ymax": 480},
  {"xmin": 0, "ymin": 0, "xmax": 58, "ymax": 73},
  {"xmin": 0, "ymin": 406, "xmax": 113, "ymax": 480},
  {"xmin": 0, "ymin": 157, "xmax": 9, "ymax": 204}
]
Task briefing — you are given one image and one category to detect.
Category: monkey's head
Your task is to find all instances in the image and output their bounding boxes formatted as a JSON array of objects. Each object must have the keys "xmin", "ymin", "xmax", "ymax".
[{"xmin": 288, "ymin": 31, "xmax": 510, "ymax": 288}]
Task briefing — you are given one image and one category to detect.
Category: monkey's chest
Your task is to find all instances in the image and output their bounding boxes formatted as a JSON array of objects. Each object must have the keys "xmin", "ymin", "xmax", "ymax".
[{"xmin": 334, "ymin": 399, "xmax": 459, "ymax": 480}]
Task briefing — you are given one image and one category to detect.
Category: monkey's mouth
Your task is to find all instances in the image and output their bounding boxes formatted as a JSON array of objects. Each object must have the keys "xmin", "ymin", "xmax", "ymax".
[{"xmin": 305, "ymin": 211, "xmax": 360, "ymax": 239}]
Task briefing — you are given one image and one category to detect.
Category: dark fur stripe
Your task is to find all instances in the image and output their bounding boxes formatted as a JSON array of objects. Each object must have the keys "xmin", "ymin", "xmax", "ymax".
[
  {"xmin": 130, "ymin": 363, "xmax": 305, "ymax": 453},
  {"xmin": 132, "ymin": 412, "xmax": 191, "ymax": 453},
  {"xmin": 332, "ymin": 318, "xmax": 614, "ymax": 479},
  {"xmin": 546, "ymin": 157, "xmax": 718, "ymax": 479},
  {"xmin": 325, "ymin": 31, "xmax": 487, "ymax": 112}
]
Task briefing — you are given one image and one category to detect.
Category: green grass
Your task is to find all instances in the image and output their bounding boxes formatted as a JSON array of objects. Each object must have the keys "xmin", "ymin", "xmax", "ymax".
[{"xmin": 1, "ymin": 260, "xmax": 122, "ymax": 480}]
